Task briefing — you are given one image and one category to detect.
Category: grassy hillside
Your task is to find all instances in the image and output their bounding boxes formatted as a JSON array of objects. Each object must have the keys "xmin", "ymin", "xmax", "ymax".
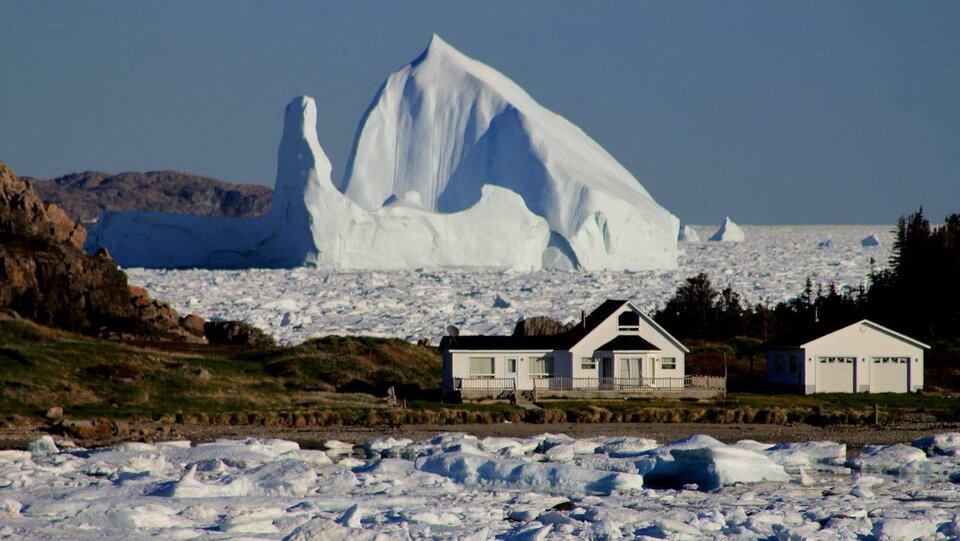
[{"xmin": 0, "ymin": 317, "xmax": 441, "ymax": 424}]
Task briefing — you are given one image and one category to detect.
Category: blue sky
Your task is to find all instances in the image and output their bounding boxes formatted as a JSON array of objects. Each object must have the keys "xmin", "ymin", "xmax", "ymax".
[{"xmin": 1, "ymin": 1, "xmax": 957, "ymax": 224}]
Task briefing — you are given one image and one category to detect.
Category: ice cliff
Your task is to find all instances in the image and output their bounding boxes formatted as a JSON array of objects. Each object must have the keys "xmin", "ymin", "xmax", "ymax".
[
  {"xmin": 87, "ymin": 97, "xmax": 549, "ymax": 270},
  {"xmin": 339, "ymin": 35, "xmax": 678, "ymax": 271}
]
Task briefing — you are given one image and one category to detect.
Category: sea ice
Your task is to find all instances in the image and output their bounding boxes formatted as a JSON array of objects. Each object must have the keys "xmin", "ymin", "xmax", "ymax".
[
  {"xmin": 764, "ymin": 440, "xmax": 847, "ymax": 469},
  {"xmin": 125, "ymin": 224, "xmax": 893, "ymax": 345},
  {"xmin": 912, "ymin": 432, "xmax": 960, "ymax": 456},
  {"xmin": 3, "ymin": 433, "xmax": 960, "ymax": 539},
  {"xmin": 848, "ymin": 444, "xmax": 929, "ymax": 474},
  {"xmin": 648, "ymin": 445, "xmax": 790, "ymax": 489},
  {"xmin": 414, "ymin": 452, "xmax": 645, "ymax": 495}
]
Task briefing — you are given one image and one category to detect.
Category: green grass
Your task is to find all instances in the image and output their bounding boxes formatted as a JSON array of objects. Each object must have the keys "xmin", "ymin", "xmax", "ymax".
[{"xmin": 0, "ymin": 319, "xmax": 443, "ymax": 425}]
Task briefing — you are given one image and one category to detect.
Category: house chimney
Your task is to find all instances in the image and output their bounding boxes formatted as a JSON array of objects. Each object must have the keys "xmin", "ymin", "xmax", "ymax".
[{"xmin": 581, "ymin": 310, "xmax": 586, "ymax": 328}]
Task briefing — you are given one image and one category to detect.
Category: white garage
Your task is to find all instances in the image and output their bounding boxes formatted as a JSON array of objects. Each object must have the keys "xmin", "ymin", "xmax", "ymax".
[{"xmin": 766, "ymin": 320, "xmax": 927, "ymax": 394}]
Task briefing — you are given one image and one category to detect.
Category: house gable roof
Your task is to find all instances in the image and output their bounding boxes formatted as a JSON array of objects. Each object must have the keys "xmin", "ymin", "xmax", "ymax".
[
  {"xmin": 764, "ymin": 319, "xmax": 930, "ymax": 350},
  {"xmin": 440, "ymin": 299, "xmax": 628, "ymax": 352},
  {"xmin": 440, "ymin": 299, "xmax": 690, "ymax": 354},
  {"xmin": 438, "ymin": 334, "xmax": 559, "ymax": 351},
  {"xmin": 597, "ymin": 335, "xmax": 660, "ymax": 352}
]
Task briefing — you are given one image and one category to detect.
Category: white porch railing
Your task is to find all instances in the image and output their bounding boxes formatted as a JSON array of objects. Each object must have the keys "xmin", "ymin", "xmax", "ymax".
[
  {"xmin": 455, "ymin": 376, "xmax": 726, "ymax": 392},
  {"xmin": 456, "ymin": 378, "xmax": 516, "ymax": 391},
  {"xmin": 533, "ymin": 377, "xmax": 691, "ymax": 391}
]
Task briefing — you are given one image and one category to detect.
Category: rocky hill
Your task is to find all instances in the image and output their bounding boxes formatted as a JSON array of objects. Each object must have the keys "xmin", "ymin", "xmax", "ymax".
[
  {"xmin": 0, "ymin": 161, "xmax": 213, "ymax": 342},
  {"xmin": 27, "ymin": 170, "xmax": 272, "ymax": 224}
]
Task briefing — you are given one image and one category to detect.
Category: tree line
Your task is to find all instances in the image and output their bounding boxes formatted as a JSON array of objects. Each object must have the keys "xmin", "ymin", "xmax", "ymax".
[{"xmin": 654, "ymin": 209, "xmax": 960, "ymax": 346}]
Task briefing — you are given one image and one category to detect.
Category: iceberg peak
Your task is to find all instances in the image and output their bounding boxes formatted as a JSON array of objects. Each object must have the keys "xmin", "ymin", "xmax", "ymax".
[{"xmin": 340, "ymin": 36, "xmax": 680, "ymax": 270}]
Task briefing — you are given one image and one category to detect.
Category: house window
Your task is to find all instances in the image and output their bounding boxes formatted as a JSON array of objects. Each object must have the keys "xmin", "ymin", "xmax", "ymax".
[
  {"xmin": 506, "ymin": 358, "xmax": 517, "ymax": 374},
  {"xmin": 620, "ymin": 357, "xmax": 641, "ymax": 378},
  {"xmin": 661, "ymin": 357, "xmax": 677, "ymax": 370},
  {"xmin": 818, "ymin": 356, "xmax": 856, "ymax": 364},
  {"xmin": 872, "ymin": 357, "xmax": 909, "ymax": 364},
  {"xmin": 469, "ymin": 357, "xmax": 495, "ymax": 379},
  {"xmin": 774, "ymin": 354, "xmax": 783, "ymax": 371},
  {"xmin": 789, "ymin": 355, "xmax": 798, "ymax": 373},
  {"xmin": 581, "ymin": 357, "xmax": 596, "ymax": 370},
  {"xmin": 618, "ymin": 311, "xmax": 640, "ymax": 331},
  {"xmin": 529, "ymin": 356, "xmax": 554, "ymax": 378}
]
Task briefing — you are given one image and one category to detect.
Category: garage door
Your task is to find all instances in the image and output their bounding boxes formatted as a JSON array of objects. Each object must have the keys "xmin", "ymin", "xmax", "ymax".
[
  {"xmin": 816, "ymin": 357, "xmax": 855, "ymax": 393},
  {"xmin": 870, "ymin": 357, "xmax": 909, "ymax": 393}
]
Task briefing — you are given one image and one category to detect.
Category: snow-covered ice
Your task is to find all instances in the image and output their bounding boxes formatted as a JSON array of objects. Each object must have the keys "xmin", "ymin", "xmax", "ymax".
[
  {"xmin": 125, "ymin": 224, "xmax": 893, "ymax": 345},
  {"xmin": 4, "ymin": 432, "xmax": 960, "ymax": 539}
]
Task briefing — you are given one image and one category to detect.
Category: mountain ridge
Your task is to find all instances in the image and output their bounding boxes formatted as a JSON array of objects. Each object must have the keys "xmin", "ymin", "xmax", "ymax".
[{"xmin": 27, "ymin": 170, "xmax": 272, "ymax": 224}]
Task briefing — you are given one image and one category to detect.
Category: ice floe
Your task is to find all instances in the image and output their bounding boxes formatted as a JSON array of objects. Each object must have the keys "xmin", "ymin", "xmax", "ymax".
[{"xmin": 4, "ymin": 432, "xmax": 960, "ymax": 539}]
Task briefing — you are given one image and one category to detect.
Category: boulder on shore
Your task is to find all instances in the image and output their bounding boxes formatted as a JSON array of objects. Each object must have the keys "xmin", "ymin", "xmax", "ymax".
[{"xmin": 204, "ymin": 321, "xmax": 276, "ymax": 347}]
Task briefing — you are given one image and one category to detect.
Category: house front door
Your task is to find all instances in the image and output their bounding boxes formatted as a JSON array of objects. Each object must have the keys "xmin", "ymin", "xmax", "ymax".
[{"xmin": 600, "ymin": 355, "xmax": 614, "ymax": 389}]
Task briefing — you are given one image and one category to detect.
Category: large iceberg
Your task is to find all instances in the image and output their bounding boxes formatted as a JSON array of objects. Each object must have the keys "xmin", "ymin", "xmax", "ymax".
[
  {"xmin": 338, "ymin": 35, "xmax": 679, "ymax": 271},
  {"xmin": 87, "ymin": 97, "xmax": 549, "ymax": 270},
  {"xmin": 88, "ymin": 36, "xmax": 679, "ymax": 271}
]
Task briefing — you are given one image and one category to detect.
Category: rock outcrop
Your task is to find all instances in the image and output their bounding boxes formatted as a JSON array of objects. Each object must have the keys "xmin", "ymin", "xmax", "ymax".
[
  {"xmin": 0, "ymin": 161, "xmax": 211, "ymax": 342},
  {"xmin": 513, "ymin": 316, "xmax": 575, "ymax": 337}
]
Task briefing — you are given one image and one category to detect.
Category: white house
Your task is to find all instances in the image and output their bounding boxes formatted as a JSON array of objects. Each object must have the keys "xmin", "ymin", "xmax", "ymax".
[
  {"xmin": 766, "ymin": 319, "xmax": 928, "ymax": 394},
  {"xmin": 440, "ymin": 300, "xmax": 723, "ymax": 400}
]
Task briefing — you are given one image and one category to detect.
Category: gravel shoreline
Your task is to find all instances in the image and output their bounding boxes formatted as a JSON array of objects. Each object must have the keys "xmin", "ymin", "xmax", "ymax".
[{"xmin": 4, "ymin": 421, "xmax": 958, "ymax": 455}]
